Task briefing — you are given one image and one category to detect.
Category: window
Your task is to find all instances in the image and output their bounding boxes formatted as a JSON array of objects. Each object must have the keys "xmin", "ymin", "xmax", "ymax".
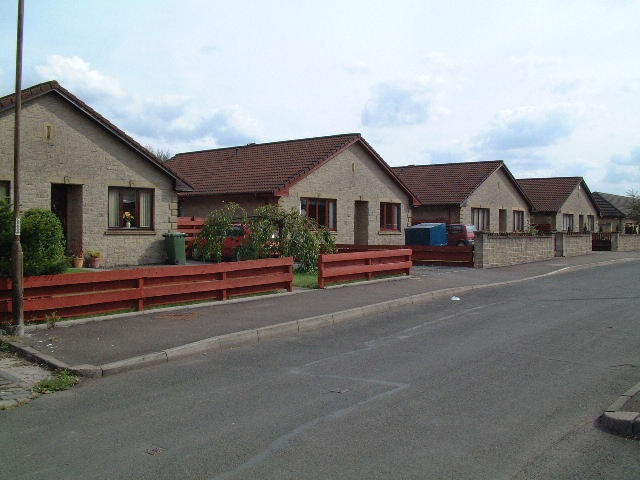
[
  {"xmin": 587, "ymin": 215, "xmax": 595, "ymax": 232},
  {"xmin": 513, "ymin": 210, "xmax": 525, "ymax": 232},
  {"xmin": 380, "ymin": 203, "xmax": 401, "ymax": 231},
  {"xmin": 471, "ymin": 208, "xmax": 490, "ymax": 231},
  {"xmin": 108, "ymin": 187, "xmax": 154, "ymax": 229},
  {"xmin": 300, "ymin": 198, "xmax": 336, "ymax": 230},
  {"xmin": 562, "ymin": 214, "xmax": 574, "ymax": 232},
  {"xmin": 0, "ymin": 181, "xmax": 9, "ymax": 201}
]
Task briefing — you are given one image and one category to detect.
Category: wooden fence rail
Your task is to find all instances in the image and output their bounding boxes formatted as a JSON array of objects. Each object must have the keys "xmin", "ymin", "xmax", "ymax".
[
  {"xmin": 0, "ymin": 257, "xmax": 293, "ymax": 325},
  {"xmin": 318, "ymin": 249, "xmax": 412, "ymax": 288},
  {"xmin": 336, "ymin": 244, "xmax": 474, "ymax": 267}
]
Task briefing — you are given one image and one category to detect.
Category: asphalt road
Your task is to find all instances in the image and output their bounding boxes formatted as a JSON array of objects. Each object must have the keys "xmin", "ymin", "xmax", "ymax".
[{"xmin": 1, "ymin": 261, "xmax": 639, "ymax": 479}]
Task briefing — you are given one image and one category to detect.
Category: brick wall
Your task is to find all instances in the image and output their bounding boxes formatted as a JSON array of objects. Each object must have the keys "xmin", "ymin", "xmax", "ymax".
[
  {"xmin": 1, "ymin": 94, "xmax": 178, "ymax": 267},
  {"xmin": 461, "ymin": 168, "xmax": 531, "ymax": 232},
  {"xmin": 281, "ymin": 143, "xmax": 412, "ymax": 245},
  {"xmin": 555, "ymin": 233, "xmax": 592, "ymax": 257},
  {"xmin": 474, "ymin": 233, "xmax": 555, "ymax": 268},
  {"xmin": 612, "ymin": 234, "xmax": 640, "ymax": 252}
]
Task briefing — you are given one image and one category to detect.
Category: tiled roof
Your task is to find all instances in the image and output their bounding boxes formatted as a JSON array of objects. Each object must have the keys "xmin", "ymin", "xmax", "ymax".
[
  {"xmin": 166, "ymin": 134, "xmax": 418, "ymax": 202},
  {"xmin": 593, "ymin": 192, "xmax": 634, "ymax": 217},
  {"xmin": 0, "ymin": 81, "xmax": 192, "ymax": 191},
  {"xmin": 516, "ymin": 177, "xmax": 590, "ymax": 213},
  {"xmin": 393, "ymin": 160, "xmax": 524, "ymax": 205}
]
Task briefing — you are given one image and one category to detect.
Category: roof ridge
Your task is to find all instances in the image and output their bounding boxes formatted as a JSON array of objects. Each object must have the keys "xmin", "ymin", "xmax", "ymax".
[
  {"xmin": 173, "ymin": 132, "xmax": 362, "ymax": 157},
  {"xmin": 394, "ymin": 159, "xmax": 504, "ymax": 169}
]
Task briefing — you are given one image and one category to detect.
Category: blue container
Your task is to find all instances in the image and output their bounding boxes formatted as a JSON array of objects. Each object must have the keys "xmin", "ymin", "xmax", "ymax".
[{"xmin": 404, "ymin": 223, "xmax": 448, "ymax": 246}]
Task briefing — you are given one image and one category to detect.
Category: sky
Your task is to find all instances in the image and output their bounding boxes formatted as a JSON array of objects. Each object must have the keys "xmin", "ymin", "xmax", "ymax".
[{"xmin": 1, "ymin": 0, "xmax": 639, "ymax": 195}]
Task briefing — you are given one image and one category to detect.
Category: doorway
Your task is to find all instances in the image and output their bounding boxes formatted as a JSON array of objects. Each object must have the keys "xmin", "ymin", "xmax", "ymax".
[
  {"xmin": 51, "ymin": 183, "xmax": 83, "ymax": 255},
  {"xmin": 354, "ymin": 201, "xmax": 369, "ymax": 245}
]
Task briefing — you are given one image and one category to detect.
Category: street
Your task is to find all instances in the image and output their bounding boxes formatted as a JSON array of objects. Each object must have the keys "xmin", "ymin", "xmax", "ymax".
[{"xmin": 1, "ymin": 261, "xmax": 639, "ymax": 479}]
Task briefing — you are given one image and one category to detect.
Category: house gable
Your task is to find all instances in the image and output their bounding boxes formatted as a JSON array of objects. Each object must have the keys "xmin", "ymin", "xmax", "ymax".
[{"xmin": 0, "ymin": 81, "xmax": 190, "ymax": 266}]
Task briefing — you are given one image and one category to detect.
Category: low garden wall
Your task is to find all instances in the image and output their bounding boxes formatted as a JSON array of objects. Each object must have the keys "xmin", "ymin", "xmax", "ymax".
[
  {"xmin": 612, "ymin": 234, "xmax": 640, "ymax": 252},
  {"xmin": 555, "ymin": 233, "xmax": 592, "ymax": 257},
  {"xmin": 473, "ymin": 234, "xmax": 555, "ymax": 268}
]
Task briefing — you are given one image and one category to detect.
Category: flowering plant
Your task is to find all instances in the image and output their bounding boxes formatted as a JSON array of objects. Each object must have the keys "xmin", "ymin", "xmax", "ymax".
[{"xmin": 122, "ymin": 211, "xmax": 135, "ymax": 223}]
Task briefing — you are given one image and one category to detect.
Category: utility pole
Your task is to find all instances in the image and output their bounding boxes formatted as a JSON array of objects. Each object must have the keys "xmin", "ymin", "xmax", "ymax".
[{"xmin": 11, "ymin": 0, "xmax": 25, "ymax": 336}]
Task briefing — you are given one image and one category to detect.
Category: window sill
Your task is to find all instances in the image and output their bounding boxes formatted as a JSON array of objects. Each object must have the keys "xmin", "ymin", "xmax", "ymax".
[
  {"xmin": 105, "ymin": 229, "xmax": 157, "ymax": 236},
  {"xmin": 378, "ymin": 230, "xmax": 402, "ymax": 235}
]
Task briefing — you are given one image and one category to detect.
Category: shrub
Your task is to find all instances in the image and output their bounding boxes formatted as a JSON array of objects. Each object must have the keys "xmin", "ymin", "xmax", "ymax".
[
  {"xmin": 21, "ymin": 209, "xmax": 68, "ymax": 276},
  {"xmin": 196, "ymin": 202, "xmax": 248, "ymax": 263},
  {"xmin": 0, "ymin": 200, "xmax": 12, "ymax": 277},
  {"xmin": 242, "ymin": 204, "xmax": 336, "ymax": 272}
]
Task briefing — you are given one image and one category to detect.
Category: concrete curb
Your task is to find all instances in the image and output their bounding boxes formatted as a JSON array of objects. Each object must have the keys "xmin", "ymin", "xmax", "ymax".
[
  {"xmin": 599, "ymin": 382, "xmax": 640, "ymax": 438},
  {"xmin": 2, "ymin": 257, "xmax": 639, "ymax": 378}
]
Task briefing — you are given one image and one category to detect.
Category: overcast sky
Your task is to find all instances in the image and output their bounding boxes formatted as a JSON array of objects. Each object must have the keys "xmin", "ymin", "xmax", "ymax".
[{"xmin": 1, "ymin": 0, "xmax": 639, "ymax": 195}]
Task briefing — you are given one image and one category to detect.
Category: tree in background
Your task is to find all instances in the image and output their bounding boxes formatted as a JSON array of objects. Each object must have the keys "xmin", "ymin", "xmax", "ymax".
[{"xmin": 628, "ymin": 189, "xmax": 640, "ymax": 226}]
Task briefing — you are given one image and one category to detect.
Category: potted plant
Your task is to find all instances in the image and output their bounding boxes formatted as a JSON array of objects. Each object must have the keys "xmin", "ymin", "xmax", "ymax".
[
  {"xmin": 122, "ymin": 211, "xmax": 135, "ymax": 228},
  {"xmin": 72, "ymin": 248, "xmax": 84, "ymax": 268},
  {"xmin": 86, "ymin": 250, "xmax": 104, "ymax": 268}
]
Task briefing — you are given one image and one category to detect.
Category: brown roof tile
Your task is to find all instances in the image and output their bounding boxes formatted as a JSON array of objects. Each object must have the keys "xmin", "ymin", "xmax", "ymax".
[
  {"xmin": 166, "ymin": 134, "xmax": 417, "ymax": 202},
  {"xmin": 393, "ymin": 160, "xmax": 521, "ymax": 205},
  {"xmin": 516, "ymin": 177, "xmax": 590, "ymax": 213}
]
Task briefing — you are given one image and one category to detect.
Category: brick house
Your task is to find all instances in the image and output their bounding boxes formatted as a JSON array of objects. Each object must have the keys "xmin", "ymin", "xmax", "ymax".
[
  {"xmin": 516, "ymin": 177, "xmax": 599, "ymax": 233},
  {"xmin": 592, "ymin": 192, "xmax": 639, "ymax": 233},
  {"xmin": 0, "ymin": 81, "xmax": 191, "ymax": 267},
  {"xmin": 393, "ymin": 161, "xmax": 532, "ymax": 232},
  {"xmin": 165, "ymin": 133, "xmax": 419, "ymax": 245}
]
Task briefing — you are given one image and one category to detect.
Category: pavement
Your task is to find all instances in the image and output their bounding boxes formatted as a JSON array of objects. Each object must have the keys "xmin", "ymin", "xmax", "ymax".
[{"xmin": 2, "ymin": 250, "xmax": 640, "ymax": 433}]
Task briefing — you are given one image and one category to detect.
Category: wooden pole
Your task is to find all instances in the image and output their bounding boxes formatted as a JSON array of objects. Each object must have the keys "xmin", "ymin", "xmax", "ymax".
[{"xmin": 11, "ymin": 0, "xmax": 25, "ymax": 336}]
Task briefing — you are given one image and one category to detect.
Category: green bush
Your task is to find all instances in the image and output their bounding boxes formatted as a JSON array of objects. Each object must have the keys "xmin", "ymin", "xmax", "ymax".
[
  {"xmin": 242, "ymin": 204, "xmax": 336, "ymax": 272},
  {"xmin": 0, "ymin": 200, "xmax": 12, "ymax": 277},
  {"xmin": 196, "ymin": 202, "xmax": 248, "ymax": 263},
  {"xmin": 20, "ymin": 209, "xmax": 68, "ymax": 276}
]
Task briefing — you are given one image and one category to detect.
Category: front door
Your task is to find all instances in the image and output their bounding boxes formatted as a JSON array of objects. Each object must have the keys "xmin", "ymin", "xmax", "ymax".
[
  {"xmin": 354, "ymin": 201, "xmax": 369, "ymax": 245},
  {"xmin": 499, "ymin": 209, "xmax": 507, "ymax": 233},
  {"xmin": 51, "ymin": 184, "xmax": 68, "ymax": 236}
]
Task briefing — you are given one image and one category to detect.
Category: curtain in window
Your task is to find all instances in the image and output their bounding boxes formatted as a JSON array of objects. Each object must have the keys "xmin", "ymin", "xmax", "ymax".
[
  {"xmin": 139, "ymin": 190, "xmax": 152, "ymax": 227},
  {"xmin": 108, "ymin": 189, "xmax": 120, "ymax": 227}
]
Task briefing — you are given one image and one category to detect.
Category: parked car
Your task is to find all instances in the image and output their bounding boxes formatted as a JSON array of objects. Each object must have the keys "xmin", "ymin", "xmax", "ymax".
[
  {"xmin": 447, "ymin": 224, "xmax": 476, "ymax": 246},
  {"xmin": 223, "ymin": 224, "xmax": 250, "ymax": 259}
]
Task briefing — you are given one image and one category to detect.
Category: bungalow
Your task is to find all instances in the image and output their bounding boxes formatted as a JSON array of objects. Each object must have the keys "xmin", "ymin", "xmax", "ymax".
[
  {"xmin": 0, "ymin": 81, "xmax": 192, "ymax": 267},
  {"xmin": 592, "ymin": 192, "xmax": 639, "ymax": 233},
  {"xmin": 165, "ymin": 133, "xmax": 419, "ymax": 245},
  {"xmin": 393, "ymin": 161, "xmax": 532, "ymax": 233},
  {"xmin": 516, "ymin": 177, "xmax": 599, "ymax": 233}
]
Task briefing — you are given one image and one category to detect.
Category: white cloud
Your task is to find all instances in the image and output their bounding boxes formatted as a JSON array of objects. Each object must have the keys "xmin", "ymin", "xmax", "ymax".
[
  {"xmin": 35, "ymin": 55, "xmax": 125, "ymax": 100},
  {"xmin": 473, "ymin": 107, "xmax": 575, "ymax": 153},
  {"xmin": 362, "ymin": 82, "xmax": 432, "ymax": 128}
]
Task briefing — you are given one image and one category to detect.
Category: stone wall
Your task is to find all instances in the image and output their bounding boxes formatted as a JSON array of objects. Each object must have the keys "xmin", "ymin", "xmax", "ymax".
[
  {"xmin": 281, "ymin": 143, "xmax": 412, "ymax": 245},
  {"xmin": 612, "ymin": 234, "xmax": 640, "ymax": 252},
  {"xmin": 473, "ymin": 233, "xmax": 555, "ymax": 268},
  {"xmin": 555, "ymin": 233, "xmax": 592, "ymax": 257}
]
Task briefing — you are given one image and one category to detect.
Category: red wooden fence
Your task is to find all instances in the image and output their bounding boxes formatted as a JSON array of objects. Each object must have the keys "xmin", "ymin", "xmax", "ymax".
[
  {"xmin": 0, "ymin": 257, "xmax": 293, "ymax": 325},
  {"xmin": 336, "ymin": 244, "xmax": 474, "ymax": 267},
  {"xmin": 177, "ymin": 216, "xmax": 206, "ymax": 257},
  {"xmin": 318, "ymin": 249, "xmax": 412, "ymax": 288}
]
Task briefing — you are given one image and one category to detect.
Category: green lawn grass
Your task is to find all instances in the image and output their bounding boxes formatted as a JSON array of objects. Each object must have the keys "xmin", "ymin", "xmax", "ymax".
[{"xmin": 293, "ymin": 271, "xmax": 318, "ymax": 289}]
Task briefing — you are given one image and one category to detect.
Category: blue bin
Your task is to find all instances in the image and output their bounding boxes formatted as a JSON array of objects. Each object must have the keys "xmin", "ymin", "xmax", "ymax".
[{"xmin": 404, "ymin": 223, "xmax": 448, "ymax": 246}]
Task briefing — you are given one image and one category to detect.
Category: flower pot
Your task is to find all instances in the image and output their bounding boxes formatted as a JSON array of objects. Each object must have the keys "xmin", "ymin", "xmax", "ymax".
[
  {"xmin": 125, "ymin": 221, "xmax": 131, "ymax": 228},
  {"xmin": 73, "ymin": 256, "xmax": 84, "ymax": 268},
  {"xmin": 89, "ymin": 257, "xmax": 104, "ymax": 268}
]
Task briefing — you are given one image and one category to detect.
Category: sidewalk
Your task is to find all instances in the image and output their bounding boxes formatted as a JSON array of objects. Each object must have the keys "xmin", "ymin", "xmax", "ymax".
[{"xmin": 2, "ymin": 251, "xmax": 638, "ymax": 378}]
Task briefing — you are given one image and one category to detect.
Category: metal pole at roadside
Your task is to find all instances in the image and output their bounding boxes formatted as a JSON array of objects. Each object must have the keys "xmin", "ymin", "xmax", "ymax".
[{"xmin": 11, "ymin": 0, "xmax": 25, "ymax": 336}]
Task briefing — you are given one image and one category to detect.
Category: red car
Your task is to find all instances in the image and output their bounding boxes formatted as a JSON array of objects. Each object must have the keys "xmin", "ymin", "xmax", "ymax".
[{"xmin": 447, "ymin": 224, "xmax": 476, "ymax": 246}]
